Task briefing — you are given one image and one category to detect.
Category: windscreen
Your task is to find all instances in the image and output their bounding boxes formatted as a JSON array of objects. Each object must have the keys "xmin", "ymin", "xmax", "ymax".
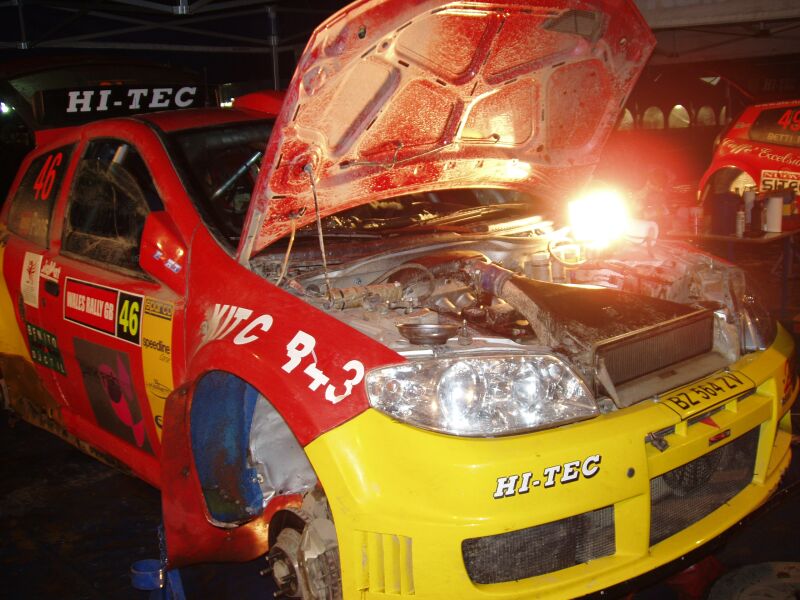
[{"xmin": 168, "ymin": 120, "xmax": 273, "ymax": 247}]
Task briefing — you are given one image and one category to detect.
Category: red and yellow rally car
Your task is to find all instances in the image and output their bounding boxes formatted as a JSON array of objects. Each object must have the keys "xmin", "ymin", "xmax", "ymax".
[
  {"xmin": 1, "ymin": 1, "xmax": 797, "ymax": 599},
  {"xmin": 699, "ymin": 98, "xmax": 800, "ymax": 199}
]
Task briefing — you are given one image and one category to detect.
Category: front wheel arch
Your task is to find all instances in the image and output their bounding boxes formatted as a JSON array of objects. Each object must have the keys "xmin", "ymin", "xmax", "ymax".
[{"xmin": 189, "ymin": 370, "xmax": 317, "ymax": 527}]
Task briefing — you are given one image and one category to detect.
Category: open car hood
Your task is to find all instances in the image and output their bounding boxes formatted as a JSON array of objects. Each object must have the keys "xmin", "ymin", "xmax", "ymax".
[{"xmin": 242, "ymin": 0, "xmax": 654, "ymax": 258}]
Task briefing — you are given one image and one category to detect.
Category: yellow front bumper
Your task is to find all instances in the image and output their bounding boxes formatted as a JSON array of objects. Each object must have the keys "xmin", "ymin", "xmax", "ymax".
[{"xmin": 306, "ymin": 327, "xmax": 797, "ymax": 599}]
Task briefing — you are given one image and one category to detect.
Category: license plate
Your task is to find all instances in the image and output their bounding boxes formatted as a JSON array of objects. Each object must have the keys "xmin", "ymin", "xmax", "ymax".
[{"xmin": 661, "ymin": 371, "xmax": 755, "ymax": 418}]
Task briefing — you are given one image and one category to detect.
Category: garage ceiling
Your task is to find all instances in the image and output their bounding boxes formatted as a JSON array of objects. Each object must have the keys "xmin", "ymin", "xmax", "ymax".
[{"xmin": 1, "ymin": 0, "xmax": 799, "ymax": 77}]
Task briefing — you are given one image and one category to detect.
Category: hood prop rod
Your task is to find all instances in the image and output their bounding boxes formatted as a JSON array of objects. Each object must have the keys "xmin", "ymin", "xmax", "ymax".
[{"xmin": 304, "ymin": 163, "xmax": 332, "ymax": 301}]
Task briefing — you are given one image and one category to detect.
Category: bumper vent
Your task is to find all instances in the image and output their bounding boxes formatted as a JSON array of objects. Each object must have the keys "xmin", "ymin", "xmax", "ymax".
[
  {"xmin": 356, "ymin": 531, "xmax": 414, "ymax": 595},
  {"xmin": 596, "ymin": 309, "xmax": 714, "ymax": 388},
  {"xmin": 462, "ymin": 506, "xmax": 615, "ymax": 584},
  {"xmin": 650, "ymin": 427, "xmax": 759, "ymax": 546}
]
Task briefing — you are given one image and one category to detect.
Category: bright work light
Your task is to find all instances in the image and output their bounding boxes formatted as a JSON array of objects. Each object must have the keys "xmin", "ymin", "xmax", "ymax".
[{"xmin": 568, "ymin": 188, "xmax": 630, "ymax": 248}]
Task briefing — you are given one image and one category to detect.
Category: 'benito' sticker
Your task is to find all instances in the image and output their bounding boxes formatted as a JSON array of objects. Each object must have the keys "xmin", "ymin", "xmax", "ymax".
[
  {"xmin": 26, "ymin": 322, "xmax": 66, "ymax": 375},
  {"xmin": 63, "ymin": 277, "xmax": 142, "ymax": 345}
]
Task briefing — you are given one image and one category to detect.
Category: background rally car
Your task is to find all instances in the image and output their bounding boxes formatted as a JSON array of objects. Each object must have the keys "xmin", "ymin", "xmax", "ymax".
[
  {"xmin": 0, "ymin": 1, "xmax": 797, "ymax": 599},
  {"xmin": 700, "ymin": 98, "xmax": 800, "ymax": 199}
]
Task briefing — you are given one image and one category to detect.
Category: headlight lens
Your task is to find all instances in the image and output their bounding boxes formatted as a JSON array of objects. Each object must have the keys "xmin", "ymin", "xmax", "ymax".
[
  {"xmin": 740, "ymin": 288, "xmax": 776, "ymax": 352},
  {"xmin": 366, "ymin": 355, "xmax": 597, "ymax": 437}
]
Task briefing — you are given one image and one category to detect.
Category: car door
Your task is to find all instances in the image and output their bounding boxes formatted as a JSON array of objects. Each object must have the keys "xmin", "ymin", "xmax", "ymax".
[
  {"xmin": 1, "ymin": 140, "xmax": 79, "ymax": 420},
  {"xmin": 34, "ymin": 133, "xmax": 183, "ymax": 479}
]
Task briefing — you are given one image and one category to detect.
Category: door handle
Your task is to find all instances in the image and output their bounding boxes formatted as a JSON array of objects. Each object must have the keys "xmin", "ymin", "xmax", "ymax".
[{"xmin": 44, "ymin": 280, "xmax": 60, "ymax": 297}]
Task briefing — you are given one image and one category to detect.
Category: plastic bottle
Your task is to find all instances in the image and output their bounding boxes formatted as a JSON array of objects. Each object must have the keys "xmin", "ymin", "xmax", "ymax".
[{"xmin": 735, "ymin": 207, "xmax": 745, "ymax": 238}]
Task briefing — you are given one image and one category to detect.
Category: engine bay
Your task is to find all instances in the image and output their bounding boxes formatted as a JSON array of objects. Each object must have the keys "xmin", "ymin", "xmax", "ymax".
[{"xmin": 250, "ymin": 194, "xmax": 765, "ymax": 413}]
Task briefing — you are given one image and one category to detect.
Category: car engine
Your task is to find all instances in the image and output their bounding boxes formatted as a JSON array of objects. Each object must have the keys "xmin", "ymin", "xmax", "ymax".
[{"xmin": 251, "ymin": 229, "xmax": 772, "ymax": 416}]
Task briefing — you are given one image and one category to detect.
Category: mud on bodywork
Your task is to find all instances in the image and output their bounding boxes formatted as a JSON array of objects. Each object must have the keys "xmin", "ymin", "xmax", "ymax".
[{"xmin": 190, "ymin": 371, "xmax": 316, "ymax": 526}]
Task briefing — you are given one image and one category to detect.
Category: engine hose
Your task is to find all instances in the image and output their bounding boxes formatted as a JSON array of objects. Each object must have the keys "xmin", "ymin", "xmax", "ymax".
[{"xmin": 468, "ymin": 261, "xmax": 557, "ymax": 346}]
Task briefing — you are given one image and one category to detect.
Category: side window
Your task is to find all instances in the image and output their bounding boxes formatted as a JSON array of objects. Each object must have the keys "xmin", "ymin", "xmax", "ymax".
[
  {"xmin": 7, "ymin": 145, "xmax": 75, "ymax": 247},
  {"xmin": 62, "ymin": 139, "xmax": 162, "ymax": 272}
]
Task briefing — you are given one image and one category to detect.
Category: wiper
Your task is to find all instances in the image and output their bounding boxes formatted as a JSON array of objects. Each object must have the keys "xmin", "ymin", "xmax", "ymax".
[
  {"xmin": 389, "ymin": 204, "xmax": 533, "ymax": 233},
  {"xmin": 211, "ymin": 150, "xmax": 262, "ymax": 200}
]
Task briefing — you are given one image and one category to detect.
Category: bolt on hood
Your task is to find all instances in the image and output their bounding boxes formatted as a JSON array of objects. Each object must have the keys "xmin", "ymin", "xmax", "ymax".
[{"xmin": 241, "ymin": 0, "xmax": 654, "ymax": 259}]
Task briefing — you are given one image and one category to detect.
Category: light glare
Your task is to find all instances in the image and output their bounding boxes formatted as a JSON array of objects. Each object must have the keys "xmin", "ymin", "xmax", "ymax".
[{"xmin": 568, "ymin": 189, "xmax": 630, "ymax": 248}]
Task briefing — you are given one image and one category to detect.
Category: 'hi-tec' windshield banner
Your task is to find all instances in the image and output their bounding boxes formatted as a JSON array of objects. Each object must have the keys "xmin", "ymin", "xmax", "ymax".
[{"xmin": 36, "ymin": 85, "xmax": 208, "ymax": 126}]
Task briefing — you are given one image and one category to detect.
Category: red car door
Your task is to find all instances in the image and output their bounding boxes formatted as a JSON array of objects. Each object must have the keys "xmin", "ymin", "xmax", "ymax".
[
  {"xmin": 2, "ymin": 139, "xmax": 80, "ymax": 421},
  {"xmin": 32, "ymin": 133, "xmax": 184, "ymax": 485}
]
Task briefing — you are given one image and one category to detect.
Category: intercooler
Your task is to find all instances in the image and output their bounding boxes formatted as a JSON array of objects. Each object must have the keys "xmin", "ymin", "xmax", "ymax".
[
  {"xmin": 650, "ymin": 427, "xmax": 759, "ymax": 546},
  {"xmin": 461, "ymin": 506, "xmax": 615, "ymax": 584}
]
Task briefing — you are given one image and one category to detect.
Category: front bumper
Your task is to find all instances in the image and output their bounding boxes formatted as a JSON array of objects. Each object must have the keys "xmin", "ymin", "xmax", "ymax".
[{"xmin": 305, "ymin": 327, "xmax": 797, "ymax": 599}]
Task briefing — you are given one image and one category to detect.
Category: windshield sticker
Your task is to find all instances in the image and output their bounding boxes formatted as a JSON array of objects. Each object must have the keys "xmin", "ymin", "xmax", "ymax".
[
  {"xmin": 25, "ymin": 322, "xmax": 66, "ymax": 375},
  {"xmin": 63, "ymin": 277, "xmax": 143, "ymax": 345},
  {"xmin": 493, "ymin": 455, "xmax": 602, "ymax": 499},
  {"xmin": 203, "ymin": 304, "xmax": 365, "ymax": 404},
  {"xmin": 40, "ymin": 259, "xmax": 61, "ymax": 283},
  {"xmin": 74, "ymin": 338, "xmax": 153, "ymax": 454},
  {"xmin": 38, "ymin": 86, "xmax": 204, "ymax": 126},
  {"xmin": 21, "ymin": 252, "xmax": 42, "ymax": 308},
  {"xmin": 141, "ymin": 297, "xmax": 174, "ymax": 440}
]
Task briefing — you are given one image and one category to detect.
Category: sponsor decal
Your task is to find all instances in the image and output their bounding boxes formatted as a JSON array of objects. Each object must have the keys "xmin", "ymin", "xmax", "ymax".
[
  {"xmin": 74, "ymin": 338, "xmax": 153, "ymax": 453},
  {"xmin": 63, "ymin": 278, "xmax": 142, "ymax": 345},
  {"xmin": 720, "ymin": 139, "xmax": 755, "ymax": 156},
  {"xmin": 760, "ymin": 169, "xmax": 800, "ymax": 192},
  {"xmin": 141, "ymin": 296, "xmax": 175, "ymax": 439},
  {"xmin": 40, "ymin": 259, "xmax": 61, "ymax": 282},
  {"xmin": 758, "ymin": 148, "xmax": 800, "ymax": 168},
  {"xmin": 152, "ymin": 249, "xmax": 182, "ymax": 274},
  {"xmin": 25, "ymin": 322, "xmax": 66, "ymax": 375},
  {"xmin": 493, "ymin": 455, "xmax": 602, "ymax": 499},
  {"xmin": 65, "ymin": 86, "xmax": 198, "ymax": 113},
  {"xmin": 203, "ymin": 303, "xmax": 365, "ymax": 405},
  {"xmin": 144, "ymin": 297, "xmax": 174, "ymax": 321},
  {"xmin": 37, "ymin": 86, "xmax": 205, "ymax": 126},
  {"xmin": 21, "ymin": 252, "xmax": 42, "ymax": 308},
  {"xmin": 764, "ymin": 131, "xmax": 800, "ymax": 146}
]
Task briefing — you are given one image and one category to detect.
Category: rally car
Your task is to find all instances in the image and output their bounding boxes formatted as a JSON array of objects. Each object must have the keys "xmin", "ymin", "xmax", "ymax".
[
  {"xmin": 699, "ymin": 98, "xmax": 800, "ymax": 200},
  {"xmin": 1, "ymin": 1, "xmax": 797, "ymax": 599}
]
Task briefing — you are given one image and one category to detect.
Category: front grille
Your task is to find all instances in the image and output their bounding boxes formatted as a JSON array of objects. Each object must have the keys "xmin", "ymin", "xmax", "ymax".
[
  {"xmin": 650, "ymin": 427, "xmax": 759, "ymax": 546},
  {"xmin": 595, "ymin": 309, "xmax": 714, "ymax": 388},
  {"xmin": 462, "ymin": 506, "xmax": 615, "ymax": 584}
]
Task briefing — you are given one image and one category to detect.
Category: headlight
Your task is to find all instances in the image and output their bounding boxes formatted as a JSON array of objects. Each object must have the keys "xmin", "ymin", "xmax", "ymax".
[
  {"xmin": 365, "ymin": 355, "xmax": 597, "ymax": 437},
  {"xmin": 740, "ymin": 288, "xmax": 776, "ymax": 352}
]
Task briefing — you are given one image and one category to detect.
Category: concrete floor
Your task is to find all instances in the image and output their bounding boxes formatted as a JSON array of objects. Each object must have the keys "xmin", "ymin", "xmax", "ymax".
[{"xmin": 1, "ymin": 237, "xmax": 798, "ymax": 600}]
